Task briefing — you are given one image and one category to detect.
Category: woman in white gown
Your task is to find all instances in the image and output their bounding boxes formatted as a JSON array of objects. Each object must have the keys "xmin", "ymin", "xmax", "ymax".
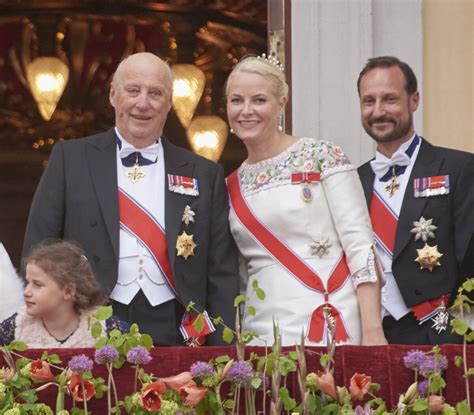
[
  {"xmin": 225, "ymin": 56, "xmax": 387, "ymax": 346},
  {"xmin": 0, "ymin": 243, "xmax": 24, "ymax": 321}
]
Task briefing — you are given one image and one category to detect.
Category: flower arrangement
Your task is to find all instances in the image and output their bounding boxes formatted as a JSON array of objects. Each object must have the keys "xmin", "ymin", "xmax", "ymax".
[{"xmin": 0, "ymin": 279, "xmax": 473, "ymax": 414}]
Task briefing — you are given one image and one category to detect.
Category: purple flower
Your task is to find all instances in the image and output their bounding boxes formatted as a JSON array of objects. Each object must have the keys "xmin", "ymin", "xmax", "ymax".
[
  {"xmin": 190, "ymin": 361, "xmax": 214, "ymax": 378},
  {"xmin": 403, "ymin": 350, "xmax": 427, "ymax": 370},
  {"xmin": 68, "ymin": 354, "xmax": 94, "ymax": 373},
  {"xmin": 419, "ymin": 355, "xmax": 448, "ymax": 377},
  {"xmin": 354, "ymin": 405, "xmax": 374, "ymax": 415},
  {"xmin": 95, "ymin": 345, "xmax": 119, "ymax": 364},
  {"xmin": 418, "ymin": 379, "xmax": 429, "ymax": 397},
  {"xmin": 226, "ymin": 361, "xmax": 253, "ymax": 382},
  {"xmin": 257, "ymin": 372, "xmax": 270, "ymax": 390},
  {"xmin": 126, "ymin": 346, "xmax": 152, "ymax": 365}
]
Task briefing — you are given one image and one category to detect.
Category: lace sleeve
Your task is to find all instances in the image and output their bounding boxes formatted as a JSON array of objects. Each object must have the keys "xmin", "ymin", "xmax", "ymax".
[
  {"xmin": 0, "ymin": 313, "xmax": 17, "ymax": 346},
  {"xmin": 351, "ymin": 248, "xmax": 385, "ymax": 288},
  {"xmin": 105, "ymin": 316, "xmax": 130, "ymax": 334}
]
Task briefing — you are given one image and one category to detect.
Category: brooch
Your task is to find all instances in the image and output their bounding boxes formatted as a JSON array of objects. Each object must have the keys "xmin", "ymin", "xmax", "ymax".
[
  {"xmin": 310, "ymin": 235, "xmax": 332, "ymax": 258},
  {"xmin": 410, "ymin": 217, "xmax": 437, "ymax": 242},
  {"xmin": 415, "ymin": 243, "xmax": 442, "ymax": 271},
  {"xmin": 176, "ymin": 231, "xmax": 197, "ymax": 260},
  {"xmin": 182, "ymin": 205, "xmax": 196, "ymax": 226}
]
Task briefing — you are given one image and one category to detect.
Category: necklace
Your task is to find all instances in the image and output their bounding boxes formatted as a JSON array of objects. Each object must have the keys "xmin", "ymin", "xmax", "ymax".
[{"xmin": 43, "ymin": 320, "xmax": 80, "ymax": 344}]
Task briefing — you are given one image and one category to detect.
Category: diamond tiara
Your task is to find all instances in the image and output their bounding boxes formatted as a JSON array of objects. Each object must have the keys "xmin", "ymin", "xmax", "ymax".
[{"xmin": 257, "ymin": 53, "xmax": 285, "ymax": 72}]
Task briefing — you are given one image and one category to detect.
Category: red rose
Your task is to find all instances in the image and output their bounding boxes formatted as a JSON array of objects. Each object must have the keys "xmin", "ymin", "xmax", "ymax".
[
  {"xmin": 179, "ymin": 380, "xmax": 208, "ymax": 406},
  {"xmin": 68, "ymin": 373, "xmax": 95, "ymax": 402},
  {"xmin": 161, "ymin": 371, "xmax": 193, "ymax": 391},
  {"xmin": 139, "ymin": 380, "xmax": 166, "ymax": 411},
  {"xmin": 349, "ymin": 373, "xmax": 372, "ymax": 400},
  {"xmin": 30, "ymin": 360, "xmax": 55, "ymax": 383},
  {"xmin": 315, "ymin": 371, "xmax": 338, "ymax": 401}
]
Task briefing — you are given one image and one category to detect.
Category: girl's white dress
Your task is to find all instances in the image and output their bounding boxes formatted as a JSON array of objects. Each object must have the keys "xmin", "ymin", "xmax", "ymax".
[{"xmin": 0, "ymin": 243, "xmax": 24, "ymax": 321}]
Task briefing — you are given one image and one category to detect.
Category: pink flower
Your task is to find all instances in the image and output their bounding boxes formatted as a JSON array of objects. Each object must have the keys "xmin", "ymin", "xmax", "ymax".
[
  {"xmin": 161, "ymin": 371, "xmax": 193, "ymax": 391},
  {"xmin": 179, "ymin": 380, "xmax": 208, "ymax": 406},
  {"xmin": 349, "ymin": 373, "xmax": 372, "ymax": 400},
  {"xmin": 1, "ymin": 367, "xmax": 15, "ymax": 382},
  {"xmin": 30, "ymin": 360, "xmax": 55, "ymax": 383},
  {"xmin": 428, "ymin": 395, "xmax": 445, "ymax": 413},
  {"xmin": 315, "ymin": 371, "xmax": 338, "ymax": 400},
  {"xmin": 139, "ymin": 380, "xmax": 166, "ymax": 411}
]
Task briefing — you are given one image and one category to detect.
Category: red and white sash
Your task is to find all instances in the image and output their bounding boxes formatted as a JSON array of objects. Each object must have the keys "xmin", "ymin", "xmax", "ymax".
[
  {"xmin": 369, "ymin": 190, "xmax": 398, "ymax": 258},
  {"xmin": 118, "ymin": 188, "xmax": 214, "ymax": 342},
  {"xmin": 370, "ymin": 190, "xmax": 446, "ymax": 323},
  {"xmin": 118, "ymin": 188, "xmax": 178, "ymax": 295},
  {"xmin": 227, "ymin": 171, "xmax": 350, "ymax": 343}
]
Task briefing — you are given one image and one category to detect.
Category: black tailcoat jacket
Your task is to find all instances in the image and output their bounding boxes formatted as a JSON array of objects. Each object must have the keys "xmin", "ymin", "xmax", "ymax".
[
  {"xmin": 358, "ymin": 139, "xmax": 473, "ymax": 309},
  {"xmin": 23, "ymin": 129, "xmax": 239, "ymax": 345}
]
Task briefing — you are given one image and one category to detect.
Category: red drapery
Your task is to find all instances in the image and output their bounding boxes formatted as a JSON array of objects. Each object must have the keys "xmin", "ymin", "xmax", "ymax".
[{"xmin": 2, "ymin": 345, "xmax": 473, "ymax": 413}]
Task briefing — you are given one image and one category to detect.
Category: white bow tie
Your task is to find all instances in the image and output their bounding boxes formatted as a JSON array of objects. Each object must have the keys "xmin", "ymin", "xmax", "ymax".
[
  {"xmin": 370, "ymin": 151, "xmax": 411, "ymax": 180},
  {"xmin": 119, "ymin": 142, "xmax": 160, "ymax": 162}
]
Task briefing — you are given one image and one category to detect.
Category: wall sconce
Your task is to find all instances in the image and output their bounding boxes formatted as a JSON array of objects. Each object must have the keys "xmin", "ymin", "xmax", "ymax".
[
  {"xmin": 25, "ymin": 57, "xmax": 69, "ymax": 121},
  {"xmin": 186, "ymin": 115, "xmax": 228, "ymax": 162},
  {"xmin": 171, "ymin": 64, "xmax": 205, "ymax": 129}
]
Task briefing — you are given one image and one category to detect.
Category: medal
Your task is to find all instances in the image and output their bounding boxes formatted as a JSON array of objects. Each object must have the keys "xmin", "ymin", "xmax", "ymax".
[
  {"xmin": 431, "ymin": 300, "xmax": 449, "ymax": 333},
  {"xmin": 176, "ymin": 231, "xmax": 197, "ymax": 260},
  {"xmin": 384, "ymin": 168, "xmax": 400, "ymax": 197},
  {"xmin": 302, "ymin": 185, "xmax": 313, "ymax": 202},
  {"xmin": 291, "ymin": 171, "xmax": 320, "ymax": 203},
  {"xmin": 126, "ymin": 162, "xmax": 145, "ymax": 183},
  {"xmin": 410, "ymin": 217, "xmax": 437, "ymax": 242},
  {"xmin": 415, "ymin": 243, "xmax": 442, "ymax": 271},
  {"xmin": 310, "ymin": 235, "xmax": 332, "ymax": 257},
  {"xmin": 182, "ymin": 205, "xmax": 196, "ymax": 226}
]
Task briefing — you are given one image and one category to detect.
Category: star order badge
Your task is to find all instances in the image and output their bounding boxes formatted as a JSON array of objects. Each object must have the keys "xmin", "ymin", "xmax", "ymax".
[
  {"xmin": 411, "ymin": 216, "xmax": 437, "ymax": 242},
  {"xmin": 182, "ymin": 205, "xmax": 196, "ymax": 226},
  {"xmin": 176, "ymin": 231, "xmax": 197, "ymax": 260},
  {"xmin": 415, "ymin": 243, "xmax": 442, "ymax": 271},
  {"xmin": 310, "ymin": 235, "xmax": 332, "ymax": 258}
]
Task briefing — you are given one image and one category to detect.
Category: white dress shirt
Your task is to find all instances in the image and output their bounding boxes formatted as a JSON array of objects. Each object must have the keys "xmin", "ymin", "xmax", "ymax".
[
  {"xmin": 371, "ymin": 133, "xmax": 421, "ymax": 319},
  {"xmin": 109, "ymin": 128, "xmax": 175, "ymax": 307}
]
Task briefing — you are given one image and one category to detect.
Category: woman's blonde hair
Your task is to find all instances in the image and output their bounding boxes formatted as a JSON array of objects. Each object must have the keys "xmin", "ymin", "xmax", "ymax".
[
  {"xmin": 226, "ymin": 55, "xmax": 288, "ymax": 100},
  {"xmin": 23, "ymin": 240, "xmax": 105, "ymax": 312}
]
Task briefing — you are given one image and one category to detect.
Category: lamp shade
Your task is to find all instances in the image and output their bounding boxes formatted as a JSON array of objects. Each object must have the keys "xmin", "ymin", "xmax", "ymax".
[
  {"xmin": 25, "ymin": 57, "xmax": 69, "ymax": 121},
  {"xmin": 171, "ymin": 64, "xmax": 206, "ymax": 129},
  {"xmin": 186, "ymin": 115, "xmax": 228, "ymax": 162}
]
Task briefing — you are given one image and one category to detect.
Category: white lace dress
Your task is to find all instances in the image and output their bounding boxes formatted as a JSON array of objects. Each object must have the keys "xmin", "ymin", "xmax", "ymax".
[{"xmin": 229, "ymin": 137, "xmax": 377, "ymax": 346}]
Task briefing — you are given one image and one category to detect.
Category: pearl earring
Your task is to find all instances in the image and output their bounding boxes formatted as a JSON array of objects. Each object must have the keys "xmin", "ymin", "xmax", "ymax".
[
  {"xmin": 278, "ymin": 113, "xmax": 284, "ymax": 132},
  {"xmin": 230, "ymin": 128, "xmax": 234, "ymax": 134}
]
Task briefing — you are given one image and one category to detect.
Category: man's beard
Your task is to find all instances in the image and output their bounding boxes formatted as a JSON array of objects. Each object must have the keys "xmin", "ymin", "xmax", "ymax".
[{"xmin": 363, "ymin": 114, "xmax": 413, "ymax": 143}]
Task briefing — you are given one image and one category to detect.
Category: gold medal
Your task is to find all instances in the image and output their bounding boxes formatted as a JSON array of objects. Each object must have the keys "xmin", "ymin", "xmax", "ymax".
[
  {"xmin": 302, "ymin": 184, "xmax": 313, "ymax": 202},
  {"xmin": 415, "ymin": 243, "xmax": 442, "ymax": 271},
  {"xmin": 384, "ymin": 176, "xmax": 400, "ymax": 197},
  {"xmin": 126, "ymin": 161, "xmax": 145, "ymax": 183},
  {"xmin": 176, "ymin": 231, "xmax": 197, "ymax": 260}
]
